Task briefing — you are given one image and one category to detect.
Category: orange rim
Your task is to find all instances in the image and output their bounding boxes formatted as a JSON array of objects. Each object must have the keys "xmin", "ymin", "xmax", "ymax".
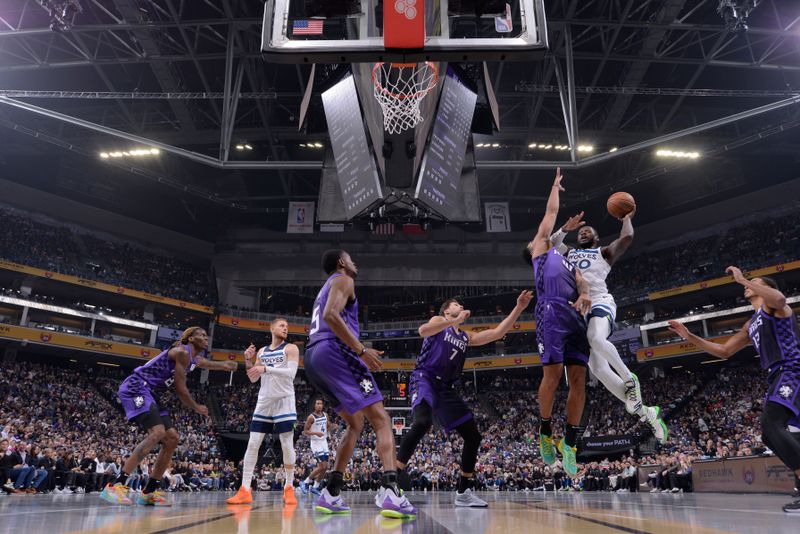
[{"xmin": 372, "ymin": 61, "xmax": 439, "ymax": 101}]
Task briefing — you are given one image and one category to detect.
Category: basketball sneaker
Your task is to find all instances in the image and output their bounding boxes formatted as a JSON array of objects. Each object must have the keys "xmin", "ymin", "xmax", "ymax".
[
  {"xmin": 783, "ymin": 500, "xmax": 800, "ymax": 513},
  {"xmin": 99, "ymin": 483, "xmax": 132, "ymax": 505},
  {"xmin": 557, "ymin": 439, "xmax": 578, "ymax": 478},
  {"xmin": 624, "ymin": 373, "xmax": 643, "ymax": 414},
  {"xmin": 136, "ymin": 490, "xmax": 171, "ymax": 506},
  {"xmin": 455, "ymin": 488, "xmax": 488, "ymax": 508},
  {"xmin": 377, "ymin": 486, "xmax": 417, "ymax": 519},
  {"xmin": 310, "ymin": 484, "xmax": 322, "ymax": 496},
  {"xmin": 539, "ymin": 434, "xmax": 556, "ymax": 465},
  {"xmin": 283, "ymin": 485, "xmax": 297, "ymax": 505},
  {"xmin": 642, "ymin": 406, "xmax": 669, "ymax": 444},
  {"xmin": 226, "ymin": 486, "xmax": 253, "ymax": 505},
  {"xmin": 299, "ymin": 480, "xmax": 310, "ymax": 495},
  {"xmin": 315, "ymin": 488, "xmax": 351, "ymax": 514}
]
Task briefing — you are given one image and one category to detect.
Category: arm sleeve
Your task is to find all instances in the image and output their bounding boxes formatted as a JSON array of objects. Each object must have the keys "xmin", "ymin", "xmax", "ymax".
[
  {"xmin": 549, "ymin": 228, "xmax": 568, "ymax": 254},
  {"xmin": 264, "ymin": 360, "xmax": 299, "ymax": 379}
]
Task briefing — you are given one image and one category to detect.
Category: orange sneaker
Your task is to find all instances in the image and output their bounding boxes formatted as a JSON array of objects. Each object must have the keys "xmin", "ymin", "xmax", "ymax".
[
  {"xmin": 226, "ymin": 486, "xmax": 253, "ymax": 505},
  {"xmin": 283, "ymin": 485, "xmax": 297, "ymax": 505}
]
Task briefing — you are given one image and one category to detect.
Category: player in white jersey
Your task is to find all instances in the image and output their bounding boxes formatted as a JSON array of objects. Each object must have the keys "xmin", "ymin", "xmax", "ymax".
[
  {"xmin": 227, "ymin": 318, "xmax": 300, "ymax": 506},
  {"xmin": 551, "ymin": 211, "xmax": 668, "ymax": 443},
  {"xmin": 299, "ymin": 399, "xmax": 330, "ymax": 496}
]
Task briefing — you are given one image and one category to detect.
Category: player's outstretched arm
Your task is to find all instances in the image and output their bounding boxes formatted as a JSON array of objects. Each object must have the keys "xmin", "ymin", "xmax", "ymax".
[
  {"xmin": 529, "ymin": 168, "xmax": 564, "ymax": 258},
  {"xmin": 169, "ymin": 347, "xmax": 207, "ymax": 416},
  {"xmin": 469, "ymin": 291, "xmax": 533, "ymax": 346},
  {"xmin": 323, "ymin": 275, "xmax": 383, "ymax": 371},
  {"xmin": 604, "ymin": 209, "xmax": 635, "ymax": 265},
  {"xmin": 726, "ymin": 266, "xmax": 790, "ymax": 316},
  {"xmin": 418, "ymin": 310, "xmax": 471, "ymax": 338},
  {"xmin": 550, "ymin": 211, "xmax": 585, "ymax": 254},
  {"xmin": 196, "ymin": 357, "xmax": 238, "ymax": 372},
  {"xmin": 667, "ymin": 320, "xmax": 750, "ymax": 359}
]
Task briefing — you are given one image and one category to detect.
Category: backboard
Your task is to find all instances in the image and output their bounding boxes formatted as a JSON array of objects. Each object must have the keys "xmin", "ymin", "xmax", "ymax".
[{"xmin": 262, "ymin": 0, "xmax": 548, "ymax": 64}]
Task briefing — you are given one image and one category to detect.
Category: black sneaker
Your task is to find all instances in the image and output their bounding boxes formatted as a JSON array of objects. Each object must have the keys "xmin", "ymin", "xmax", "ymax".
[{"xmin": 783, "ymin": 500, "xmax": 800, "ymax": 513}]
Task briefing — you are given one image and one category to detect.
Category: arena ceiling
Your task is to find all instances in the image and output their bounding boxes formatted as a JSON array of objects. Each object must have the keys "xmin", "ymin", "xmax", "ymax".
[{"xmin": 0, "ymin": 0, "xmax": 798, "ymax": 239}]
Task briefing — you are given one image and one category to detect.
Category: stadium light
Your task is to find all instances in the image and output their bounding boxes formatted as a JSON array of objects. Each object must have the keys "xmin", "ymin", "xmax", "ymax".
[
  {"xmin": 577, "ymin": 145, "xmax": 594, "ymax": 152},
  {"xmin": 655, "ymin": 149, "xmax": 701, "ymax": 159},
  {"xmin": 609, "ymin": 147, "xmax": 618, "ymax": 152},
  {"xmin": 99, "ymin": 147, "xmax": 161, "ymax": 159}
]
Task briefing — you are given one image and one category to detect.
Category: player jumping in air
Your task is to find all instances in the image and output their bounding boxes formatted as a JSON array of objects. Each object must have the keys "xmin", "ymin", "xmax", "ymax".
[
  {"xmin": 303, "ymin": 249, "xmax": 416, "ymax": 518},
  {"xmin": 100, "ymin": 327, "xmax": 237, "ymax": 506},
  {"xmin": 227, "ymin": 318, "xmax": 299, "ymax": 506},
  {"xmin": 550, "ymin": 211, "xmax": 668, "ymax": 442},
  {"xmin": 524, "ymin": 168, "xmax": 592, "ymax": 478},
  {"xmin": 299, "ymin": 399, "xmax": 331, "ymax": 496},
  {"xmin": 669, "ymin": 269, "xmax": 800, "ymax": 513},
  {"xmin": 396, "ymin": 290, "xmax": 533, "ymax": 507}
]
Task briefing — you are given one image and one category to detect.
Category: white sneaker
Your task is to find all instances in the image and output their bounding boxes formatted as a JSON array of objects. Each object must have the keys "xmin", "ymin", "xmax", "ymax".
[
  {"xmin": 624, "ymin": 373, "xmax": 643, "ymax": 414},
  {"xmin": 671, "ymin": 487, "xmax": 681, "ymax": 493},
  {"xmin": 650, "ymin": 488, "xmax": 659, "ymax": 493},
  {"xmin": 455, "ymin": 488, "xmax": 488, "ymax": 508},
  {"xmin": 661, "ymin": 489, "xmax": 670, "ymax": 493}
]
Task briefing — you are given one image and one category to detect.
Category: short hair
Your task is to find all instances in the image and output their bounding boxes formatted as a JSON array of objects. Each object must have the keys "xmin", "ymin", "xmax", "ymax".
[
  {"xmin": 439, "ymin": 298, "xmax": 461, "ymax": 316},
  {"xmin": 271, "ymin": 317, "xmax": 288, "ymax": 326},
  {"xmin": 322, "ymin": 249, "xmax": 345, "ymax": 275},
  {"xmin": 315, "ymin": 398, "xmax": 324, "ymax": 404},
  {"xmin": 757, "ymin": 276, "xmax": 780, "ymax": 290}
]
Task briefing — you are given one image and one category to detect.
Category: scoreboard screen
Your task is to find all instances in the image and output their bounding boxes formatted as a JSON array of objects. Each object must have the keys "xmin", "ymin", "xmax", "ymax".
[
  {"xmin": 321, "ymin": 74, "xmax": 383, "ymax": 219},
  {"xmin": 414, "ymin": 67, "xmax": 480, "ymax": 222}
]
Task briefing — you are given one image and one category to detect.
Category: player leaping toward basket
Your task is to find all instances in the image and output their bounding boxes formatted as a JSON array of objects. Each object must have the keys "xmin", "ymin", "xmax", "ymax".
[{"xmin": 549, "ymin": 198, "xmax": 668, "ymax": 443}]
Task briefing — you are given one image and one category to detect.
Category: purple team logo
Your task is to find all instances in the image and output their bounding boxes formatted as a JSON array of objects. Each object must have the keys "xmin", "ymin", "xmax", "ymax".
[
  {"xmin": 360, "ymin": 379, "xmax": 374, "ymax": 395},
  {"xmin": 779, "ymin": 385, "xmax": 793, "ymax": 399}
]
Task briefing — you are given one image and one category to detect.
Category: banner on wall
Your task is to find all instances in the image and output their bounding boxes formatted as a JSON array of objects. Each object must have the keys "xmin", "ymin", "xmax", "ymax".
[
  {"xmin": 485, "ymin": 202, "xmax": 511, "ymax": 232},
  {"xmin": 578, "ymin": 435, "xmax": 638, "ymax": 457},
  {"xmin": 692, "ymin": 455, "xmax": 794, "ymax": 493},
  {"xmin": 287, "ymin": 202, "xmax": 315, "ymax": 234}
]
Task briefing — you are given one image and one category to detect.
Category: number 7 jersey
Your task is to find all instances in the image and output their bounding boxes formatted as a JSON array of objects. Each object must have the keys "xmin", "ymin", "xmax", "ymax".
[
  {"xmin": 307, "ymin": 273, "xmax": 360, "ymax": 348},
  {"xmin": 415, "ymin": 326, "xmax": 470, "ymax": 382}
]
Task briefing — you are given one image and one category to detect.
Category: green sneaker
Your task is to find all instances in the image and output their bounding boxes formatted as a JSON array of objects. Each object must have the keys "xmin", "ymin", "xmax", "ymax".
[
  {"xmin": 644, "ymin": 405, "xmax": 669, "ymax": 444},
  {"xmin": 624, "ymin": 373, "xmax": 643, "ymax": 415},
  {"xmin": 557, "ymin": 439, "xmax": 579, "ymax": 478},
  {"xmin": 539, "ymin": 434, "xmax": 556, "ymax": 465}
]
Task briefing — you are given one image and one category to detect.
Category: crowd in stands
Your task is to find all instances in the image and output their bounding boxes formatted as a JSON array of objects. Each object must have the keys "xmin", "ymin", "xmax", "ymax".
[{"xmin": 0, "ymin": 205, "xmax": 214, "ymax": 306}]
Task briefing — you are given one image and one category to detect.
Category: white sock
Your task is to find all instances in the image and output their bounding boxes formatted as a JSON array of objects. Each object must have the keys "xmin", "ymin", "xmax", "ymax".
[
  {"xmin": 284, "ymin": 468, "xmax": 294, "ymax": 488},
  {"xmin": 588, "ymin": 351, "xmax": 627, "ymax": 403},
  {"xmin": 313, "ymin": 480, "xmax": 320, "ymax": 488},
  {"xmin": 304, "ymin": 477, "xmax": 312, "ymax": 484},
  {"xmin": 241, "ymin": 431, "xmax": 266, "ymax": 490}
]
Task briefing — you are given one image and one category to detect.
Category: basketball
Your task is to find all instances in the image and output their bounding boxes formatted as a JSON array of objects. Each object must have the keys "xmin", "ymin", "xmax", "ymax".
[{"xmin": 607, "ymin": 192, "xmax": 636, "ymax": 219}]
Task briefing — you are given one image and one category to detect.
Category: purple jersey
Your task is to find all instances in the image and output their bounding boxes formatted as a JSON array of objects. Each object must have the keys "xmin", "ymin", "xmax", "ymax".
[
  {"xmin": 416, "ymin": 326, "xmax": 470, "ymax": 382},
  {"xmin": 747, "ymin": 308, "xmax": 800, "ymax": 370},
  {"xmin": 532, "ymin": 247, "xmax": 579, "ymax": 301},
  {"xmin": 130, "ymin": 343, "xmax": 199, "ymax": 390},
  {"xmin": 308, "ymin": 273, "xmax": 360, "ymax": 347}
]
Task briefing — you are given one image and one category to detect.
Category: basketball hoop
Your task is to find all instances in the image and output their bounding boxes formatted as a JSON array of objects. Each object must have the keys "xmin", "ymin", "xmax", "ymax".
[{"xmin": 372, "ymin": 62, "xmax": 439, "ymax": 134}]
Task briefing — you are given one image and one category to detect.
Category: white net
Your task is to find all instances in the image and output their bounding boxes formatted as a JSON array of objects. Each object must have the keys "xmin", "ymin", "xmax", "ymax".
[{"xmin": 372, "ymin": 62, "xmax": 439, "ymax": 134}]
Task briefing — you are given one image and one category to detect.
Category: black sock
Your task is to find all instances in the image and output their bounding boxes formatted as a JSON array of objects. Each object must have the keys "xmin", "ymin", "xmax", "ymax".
[
  {"xmin": 540, "ymin": 418, "xmax": 552, "ymax": 437},
  {"xmin": 143, "ymin": 477, "xmax": 160, "ymax": 495},
  {"xmin": 382, "ymin": 470, "xmax": 400, "ymax": 494},
  {"xmin": 565, "ymin": 424, "xmax": 578, "ymax": 448},
  {"xmin": 114, "ymin": 472, "xmax": 129, "ymax": 486},
  {"xmin": 327, "ymin": 471, "xmax": 344, "ymax": 497},
  {"xmin": 457, "ymin": 475, "xmax": 473, "ymax": 494}
]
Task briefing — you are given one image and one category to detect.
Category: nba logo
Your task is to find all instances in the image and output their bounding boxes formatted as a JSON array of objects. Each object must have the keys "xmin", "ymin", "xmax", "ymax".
[
  {"xmin": 743, "ymin": 469, "xmax": 754, "ymax": 485},
  {"xmin": 297, "ymin": 207, "xmax": 305, "ymax": 224}
]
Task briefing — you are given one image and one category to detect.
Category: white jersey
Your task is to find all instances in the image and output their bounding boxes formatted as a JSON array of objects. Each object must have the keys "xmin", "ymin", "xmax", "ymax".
[
  {"xmin": 566, "ymin": 248, "xmax": 612, "ymax": 298},
  {"xmin": 256, "ymin": 342, "xmax": 295, "ymax": 399},
  {"xmin": 309, "ymin": 412, "xmax": 329, "ymax": 453}
]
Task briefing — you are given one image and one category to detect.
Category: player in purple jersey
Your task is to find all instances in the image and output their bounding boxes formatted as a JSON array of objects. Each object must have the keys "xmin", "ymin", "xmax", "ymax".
[
  {"xmin": 523, "ymin": 168, "xmax": 592, "ymax": 478},
  {"xmin": 396, "ymin": 290, "xmax": 533, "ymax": 507},
  {"xmin": 669, "ymin": 268, "xmax": 800, "ymax": 514},
  {"xmin": 304, "ymin": 249, "xmax": 416, "ymax": 518},
  {"xmin": 99, "ymin": 327, "xmax": 237, "ymax": 507}
]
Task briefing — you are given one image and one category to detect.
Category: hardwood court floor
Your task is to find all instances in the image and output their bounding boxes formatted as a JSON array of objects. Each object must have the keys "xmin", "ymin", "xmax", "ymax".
[{"xmin": 0, "ymin": 489, "xmax": 796, "ymax": 533}]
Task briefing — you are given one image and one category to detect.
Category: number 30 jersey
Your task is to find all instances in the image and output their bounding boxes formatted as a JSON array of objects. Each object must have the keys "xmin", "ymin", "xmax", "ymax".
[{"xmin": 307, "ymin": 273, "xmax": 360, "ymax": 348}]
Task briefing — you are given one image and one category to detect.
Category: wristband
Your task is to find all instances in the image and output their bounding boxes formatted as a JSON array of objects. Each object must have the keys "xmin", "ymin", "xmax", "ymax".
[{"xmin": 358, "ymin": 347, "xmax": 367, "ymax": 356}]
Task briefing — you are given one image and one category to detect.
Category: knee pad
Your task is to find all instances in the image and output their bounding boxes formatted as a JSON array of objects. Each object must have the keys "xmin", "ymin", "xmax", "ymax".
[{"xmin": 279, "ymin": 432, "xmax": 296, "ymax": 466}]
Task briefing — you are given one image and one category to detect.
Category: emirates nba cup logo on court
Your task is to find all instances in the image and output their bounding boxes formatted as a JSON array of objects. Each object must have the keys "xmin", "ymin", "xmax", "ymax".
[
  {"xmin": 395, "ymin": 0, "xmax": 418, "ymax": 19},
  {"xmin": 40, "ymin": 333, "xmax": 51, "ymax": 342}
]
